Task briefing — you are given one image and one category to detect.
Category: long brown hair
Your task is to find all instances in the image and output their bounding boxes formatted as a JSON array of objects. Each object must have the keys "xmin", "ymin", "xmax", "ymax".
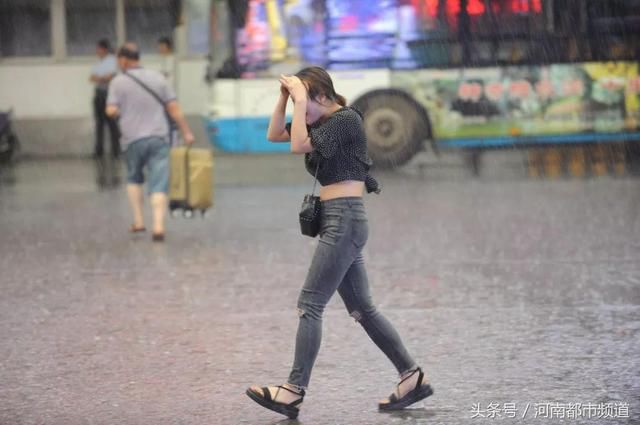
[{"xmin": 295, "ymin": 66, "xmax": 347, "ymax": 107}]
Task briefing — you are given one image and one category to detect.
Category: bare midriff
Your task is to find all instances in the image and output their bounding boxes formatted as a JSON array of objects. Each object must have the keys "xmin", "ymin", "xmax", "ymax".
[{"xmin": 319, "ymin": 180, "xmax": 365, "ymax": 201}]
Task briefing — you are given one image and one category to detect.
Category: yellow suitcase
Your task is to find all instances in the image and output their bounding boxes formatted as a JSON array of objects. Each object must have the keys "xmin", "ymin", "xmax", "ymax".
[{"xmin": 169, "ymin": 147, "xmax": 214, "ymax": 217}]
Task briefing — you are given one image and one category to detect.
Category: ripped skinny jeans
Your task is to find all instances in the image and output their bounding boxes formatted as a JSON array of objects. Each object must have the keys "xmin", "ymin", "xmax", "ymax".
[{"xmin": 288, "ymin": 197, "xmax": 416, "ymax": 389}]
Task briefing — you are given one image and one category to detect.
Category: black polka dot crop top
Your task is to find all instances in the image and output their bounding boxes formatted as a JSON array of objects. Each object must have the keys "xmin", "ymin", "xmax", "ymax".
[{"xmin": 286, "ymin": 107, "xmax": 381, "ymax": 194}]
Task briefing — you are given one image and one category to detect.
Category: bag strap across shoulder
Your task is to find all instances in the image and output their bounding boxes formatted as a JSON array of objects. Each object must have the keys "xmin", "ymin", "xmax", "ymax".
[
  {"xmin": 311, "ymin": 159, "xmax": 320, "ymax": 195},
  {"xmin": 124, "ymin": 71, "xmax": 174, "ymax": 142},
  {"xmin": 124, "ymin": 71, "xmax": 165, "ymax": 106}
]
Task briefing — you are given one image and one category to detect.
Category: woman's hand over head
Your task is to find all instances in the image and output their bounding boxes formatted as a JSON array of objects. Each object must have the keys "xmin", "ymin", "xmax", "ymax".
[
  {"xmin": 280, "ymin": 81, "xmax": 289, "ymax": 98},
  {"xmin": 279, "ymin": 75, "xmax": 307, "ymax": 103}
]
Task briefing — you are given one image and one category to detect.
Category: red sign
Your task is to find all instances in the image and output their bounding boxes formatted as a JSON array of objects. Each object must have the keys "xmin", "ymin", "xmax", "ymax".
[
  {"xmin": 562, "ymin": 79, "xmax": 585, "ymax": 96},
  {"xmin": 629, "ymin": 77, "xmax": 640, "ymax": 94},
  {"xmin": 509, "ymin": 80, "xmax": 531, "ymax": 99},
  {"xmin": 535, "ymin": 79, "xmax": 554, "ymax": 100},
  {"xmin": 458, "ymin": 82, "xmax": 483, "ymax": 101},
  {"xmin": 485, "ymin": 82, "xmax": 504, "ymax": 101}
]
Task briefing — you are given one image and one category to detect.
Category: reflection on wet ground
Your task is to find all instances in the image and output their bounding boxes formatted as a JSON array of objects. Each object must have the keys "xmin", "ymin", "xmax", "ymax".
[
  {"xmin": 93, "ymin": 157, "xmax": 122, "ymax": 190},
  {"xmin": 0, "ymin": 157, "xmax": 638, "ymax": 424}
]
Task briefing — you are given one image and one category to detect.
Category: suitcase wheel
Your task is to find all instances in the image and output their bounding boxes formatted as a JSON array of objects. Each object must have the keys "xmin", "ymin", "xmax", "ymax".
[
  {"xmin": 170, "ymin": 209, "xmax": 182, "ymax": 218},
  {"xmin": 183, "ymin": 209, "xmax": 194, "ymax": 219}
]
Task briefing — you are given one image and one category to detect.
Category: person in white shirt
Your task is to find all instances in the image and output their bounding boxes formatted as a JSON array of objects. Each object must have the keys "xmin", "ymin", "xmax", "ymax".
[
  {"xmin": 158, "ymin": 37, "xmax": 176, "ymax": 90},
  {"xmin": 90, "ymin": 39, "xmax": 120, "ymax": 158},
  {"xmin": 158, "ymin": 37, "xmax": 179, "ymax": 145}
]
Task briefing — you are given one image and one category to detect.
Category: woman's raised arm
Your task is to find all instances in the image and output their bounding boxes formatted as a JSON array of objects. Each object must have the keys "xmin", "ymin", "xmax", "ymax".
[{"xmin": 267, "ymin": 84, "xmax": 291, "ymax": 142}]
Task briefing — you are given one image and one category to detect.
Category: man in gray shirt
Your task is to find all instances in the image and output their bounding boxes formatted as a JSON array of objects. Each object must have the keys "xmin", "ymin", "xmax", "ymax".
[{"xmin": 106, "ymin": 42, "xmax": 194, "ymax": 242}]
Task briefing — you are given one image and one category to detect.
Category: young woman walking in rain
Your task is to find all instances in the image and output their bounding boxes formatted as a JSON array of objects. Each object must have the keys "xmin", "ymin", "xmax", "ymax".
[{"xmin": 245, "ymin": 67, "xmax": 433, "ymax": 419}]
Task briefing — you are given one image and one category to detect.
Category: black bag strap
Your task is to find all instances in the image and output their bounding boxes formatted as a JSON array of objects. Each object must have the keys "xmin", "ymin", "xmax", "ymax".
[
  {"xmin": 311, "ymin": 159, "xmax": 320, "ymax": 195},
  {"xmin": 124, "ymin": 71, "xmax": 166, "ymax": 106}
]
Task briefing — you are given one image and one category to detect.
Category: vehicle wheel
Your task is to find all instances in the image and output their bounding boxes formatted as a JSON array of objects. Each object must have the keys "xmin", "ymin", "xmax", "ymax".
[{"xmin": 351, "ymin": 89, "xmax": 432, "ymax": 169}]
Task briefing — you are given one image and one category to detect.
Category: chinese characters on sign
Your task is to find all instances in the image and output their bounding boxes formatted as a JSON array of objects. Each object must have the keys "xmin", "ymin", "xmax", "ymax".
[{"xmin": 471, "ymin": 402, "xmax": 629, "ymax": 420}]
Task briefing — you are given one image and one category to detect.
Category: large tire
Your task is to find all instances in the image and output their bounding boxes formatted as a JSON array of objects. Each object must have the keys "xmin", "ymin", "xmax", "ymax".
[{"xmin": 351, "ymin": 89, "xmax": 431, "ymax": 169}]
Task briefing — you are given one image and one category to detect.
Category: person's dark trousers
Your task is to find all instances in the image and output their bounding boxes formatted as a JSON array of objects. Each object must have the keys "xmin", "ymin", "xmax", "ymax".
[{"xmin": 93, "ymin": 88, "xmax": 120, "ymax": 158}]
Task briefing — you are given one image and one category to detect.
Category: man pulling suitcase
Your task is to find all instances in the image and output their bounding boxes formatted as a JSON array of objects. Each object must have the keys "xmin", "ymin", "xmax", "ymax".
[{"xmin": 106, "ymin": 42, "xmax": 195, "ymax": 242}]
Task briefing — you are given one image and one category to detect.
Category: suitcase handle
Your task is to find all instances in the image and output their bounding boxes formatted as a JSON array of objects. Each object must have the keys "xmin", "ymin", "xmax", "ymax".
[{"xmin": 184, "ymin": 145, "xmax": 191, "ymax": 207}]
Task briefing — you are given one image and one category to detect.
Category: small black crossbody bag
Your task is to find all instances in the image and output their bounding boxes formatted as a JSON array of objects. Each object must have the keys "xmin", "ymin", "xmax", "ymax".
[{"xmin": 299, "ymin": 160, "xmax": 321, "ymax": 237}]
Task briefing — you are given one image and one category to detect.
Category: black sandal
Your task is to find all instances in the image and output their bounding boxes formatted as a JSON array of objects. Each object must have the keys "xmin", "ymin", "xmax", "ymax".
[
  {"xmin": 246, "ymin": 385, "xmax": 305, "ymax": 419},
  {"xmin": 378, "ymin": 367, "xmax": 434, "ymax": 411}
]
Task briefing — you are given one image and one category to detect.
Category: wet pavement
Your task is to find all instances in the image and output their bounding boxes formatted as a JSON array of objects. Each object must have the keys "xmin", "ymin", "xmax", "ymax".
[{"xmin": 0, "ymin": 156, "xmax": 639, "ymax": 425}]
